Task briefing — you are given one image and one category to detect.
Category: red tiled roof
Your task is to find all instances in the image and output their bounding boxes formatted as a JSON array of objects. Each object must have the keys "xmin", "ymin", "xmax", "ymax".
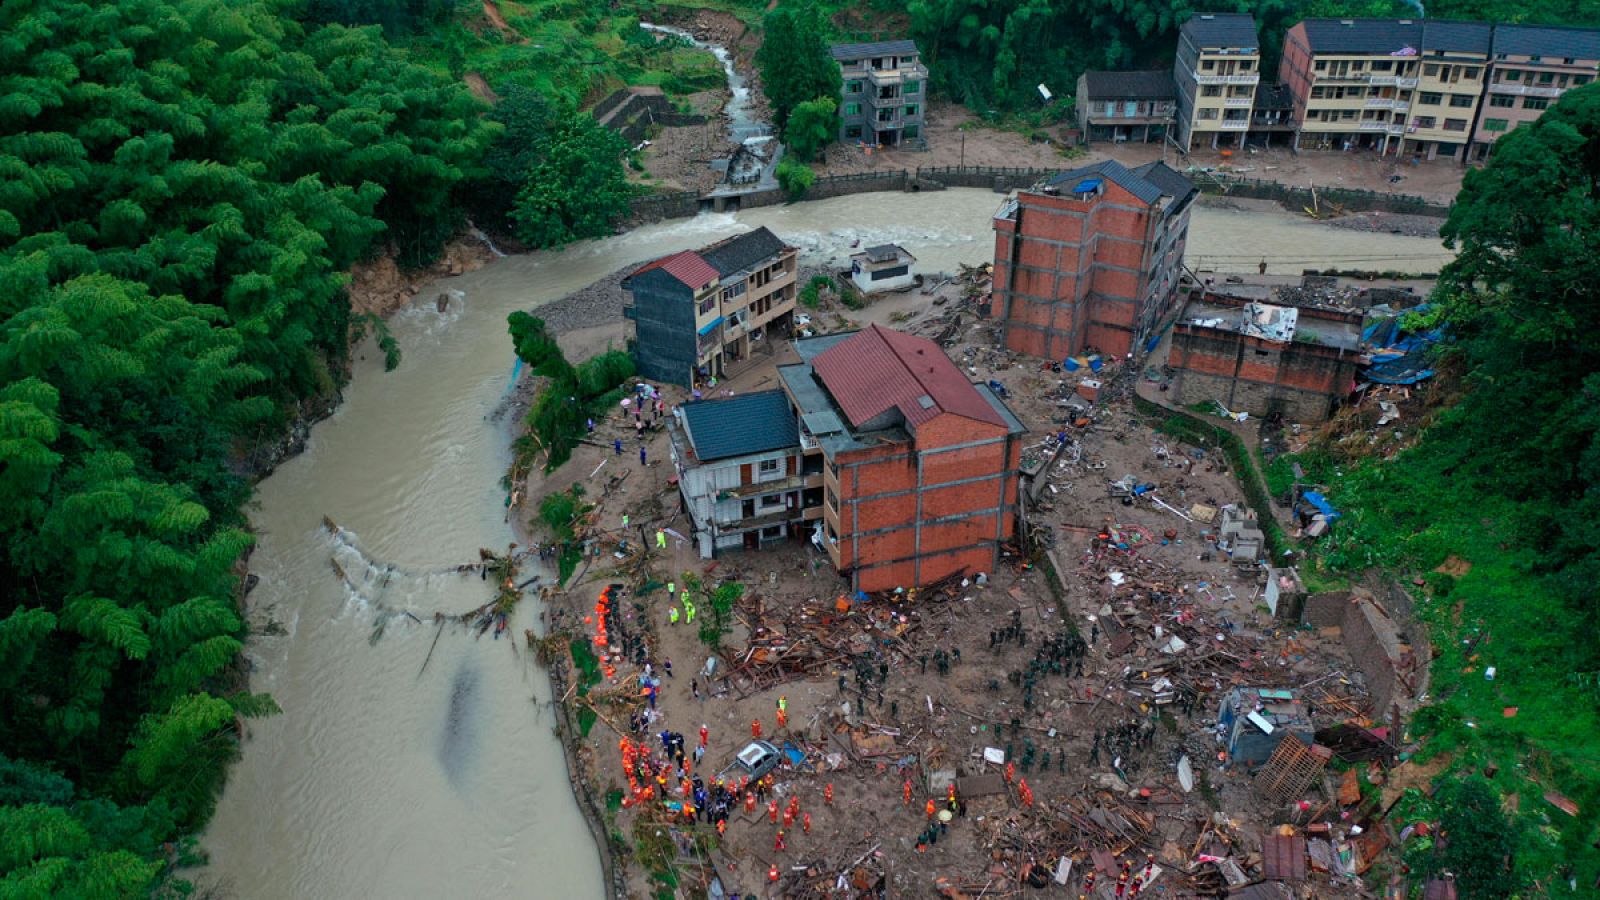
[
  {"xmin": 633, "ymin": 250, "xmax": 719, "ymax": 290},
  {"xmin": 811, "ymin": 324, "xmax": 1006, "ymax": 430}
]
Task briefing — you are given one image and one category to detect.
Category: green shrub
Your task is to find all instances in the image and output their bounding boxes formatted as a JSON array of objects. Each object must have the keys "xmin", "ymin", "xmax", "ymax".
[{"xmin": 776, "ymin": 159, "xmax": 815, "ymax": 200}]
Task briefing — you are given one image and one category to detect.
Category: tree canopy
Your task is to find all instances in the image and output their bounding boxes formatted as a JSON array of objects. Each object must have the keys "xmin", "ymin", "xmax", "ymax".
[
  {"xmin": 474, "ymin": 86, "xmax": 634, "ymax": 249},
  {"xmin": 756, "ymin": 3, "xmax": 843, "ymax": 136},
  {"xmin": 0, "ymin": 0, "xmax": 493, "ymax": 891}
]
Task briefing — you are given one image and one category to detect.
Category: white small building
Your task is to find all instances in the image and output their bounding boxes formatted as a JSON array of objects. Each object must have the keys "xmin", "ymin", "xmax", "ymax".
[
  {"xmin": 668, "ymin": 390, "xmax": 822, "ymax": 558},
  {"xmin": 850, "ymin": 243, "xmax": 916, "ymax": 294}
]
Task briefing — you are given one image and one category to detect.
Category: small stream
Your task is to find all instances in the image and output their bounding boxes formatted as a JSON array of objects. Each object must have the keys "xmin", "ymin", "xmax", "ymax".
[{"xmin": 640, "ymin": 22, "xmax": 771, "ymax": 146}]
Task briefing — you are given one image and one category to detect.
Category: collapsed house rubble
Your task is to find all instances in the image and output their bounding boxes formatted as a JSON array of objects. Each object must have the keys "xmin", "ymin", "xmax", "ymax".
[{"xmin": 523, "ymin": 266, "xmax": 1434, "ymax": 900}]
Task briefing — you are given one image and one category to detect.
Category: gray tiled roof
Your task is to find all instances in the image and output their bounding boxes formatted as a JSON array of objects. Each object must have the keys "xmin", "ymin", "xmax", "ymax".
[
  {"xmin": 1131, "ymin": 161, "xmax": 1200, "ymax": 209},
  {"xmin": 1301, "ymin": 18, "xmax": 1423, "ymax": 54},
  {"xmin": 830, "ymin": 40, "xmax": 918, "ymax": 61},
  {"xmin": 681, "ymin": 390, "xmax": 799, "ymax": 462},
  {"xmin": 1493, "ymin": 24, "xmax": 1600, "ymax": 61},
  {"xmin": 1082, "ymin": 70, "xmax": 1175, "ymax": 100},
  {"xmin": 700, "ymin": 227, "xmax": 789, "ymax": 277},
  {"xmin": 1045, "ymin": 159, "xmax": 1193, "ymax": 208},
  {"xmin": 1181, "ymin": 13, "xmax": 1260, "ymax": 50},
  {"xmin": 1423, "ymin": 21, "xmax": 1491, "ymax": 55}
]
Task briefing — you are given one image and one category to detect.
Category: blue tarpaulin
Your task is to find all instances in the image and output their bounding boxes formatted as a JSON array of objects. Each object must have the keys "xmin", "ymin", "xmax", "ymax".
[
  {"xmin": 1363, "ymin": 306, "xmax": 1443, "ymax": 385},
  {"xmin": 1301, "ymin": 491, "xmax": 1341, "ymax": 521},
  {"xmin": 698, "ymin": 316, "xmax": 725, "ymax": 336}
]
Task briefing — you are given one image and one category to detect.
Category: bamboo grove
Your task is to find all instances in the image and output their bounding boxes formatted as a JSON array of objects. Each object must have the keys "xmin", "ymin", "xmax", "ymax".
[{"xmin": 0, "ymin": 1, "xmax": 495, "ymax": 894}]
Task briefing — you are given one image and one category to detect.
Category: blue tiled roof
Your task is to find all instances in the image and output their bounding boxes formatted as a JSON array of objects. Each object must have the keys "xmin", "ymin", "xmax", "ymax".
[{"xmin": 681, "ymin": 390, "xmax": 799, "ymax": 462}]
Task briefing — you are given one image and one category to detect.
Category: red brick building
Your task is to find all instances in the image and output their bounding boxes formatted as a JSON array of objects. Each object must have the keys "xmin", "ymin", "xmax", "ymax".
[
  {"xmin": 1167, "ymin": 292, "xmax": 1365, "ymax": 421},
  {"xmin": 778, "ymin": 325, "xmax": 1026, "ymax": 592},
  {"xmin": 992, "ymin": 160, "xmax": 1196, "ymax": 361}
]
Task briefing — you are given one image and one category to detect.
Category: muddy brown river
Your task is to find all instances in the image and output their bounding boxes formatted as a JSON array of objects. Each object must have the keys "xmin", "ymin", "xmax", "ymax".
[{"xmin": 199, "ymin": 190, "xmax": 1450, "ymax": 898}]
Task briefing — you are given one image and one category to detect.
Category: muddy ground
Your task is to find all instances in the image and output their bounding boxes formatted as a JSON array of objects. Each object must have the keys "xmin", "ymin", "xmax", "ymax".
[{"xmin": 509, "ymin": 269, "xmax": 1403, "ymax": 899}]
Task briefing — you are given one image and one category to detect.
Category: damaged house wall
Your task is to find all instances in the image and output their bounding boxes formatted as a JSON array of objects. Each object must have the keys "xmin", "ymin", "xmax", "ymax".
[{"xmin": 1167, "ymin": 296, "xmax": 1365, "ymax": 421}]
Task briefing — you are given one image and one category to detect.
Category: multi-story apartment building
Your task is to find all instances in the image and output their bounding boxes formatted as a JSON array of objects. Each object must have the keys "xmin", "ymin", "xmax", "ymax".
[
  {"xmin": 1281, "ymin": 18, "xmax": 1423, "ymax": 154},
  {"xmin": 623, "ymin": 227, "xmax": 798, "ymax": 388},
  {"xmin": 1075, "ymin": 70, "xmax": 1176, "ymax": 145},
  {"xmin": 778, "ymin": 325, "xmax": 1024, "ymax": 592},
  {"xmin": 1406, "ymin": 22, "xmax": 1491, "ymax": 160},
  {"xmin": 832, "ymin": 40, "xmax": 928, "ymax": 147},
  {"xmin": 1173, "ymin": 13, "xmax": 1262, "ymax": 151},
  {"xmin": 669, "ymin": 390, "xmax": 822, "ymax": 558},
  {"xmin": 1472, "ymin": 25, "xmax": 1600, "ymax": 159},
  {"xmin": 991, "ymin": 160, "xmax": 1197, "ymax": 361},
  {"xmin": 1281, "ymin": 18, "xmax": 1491, "ymax": 160}
]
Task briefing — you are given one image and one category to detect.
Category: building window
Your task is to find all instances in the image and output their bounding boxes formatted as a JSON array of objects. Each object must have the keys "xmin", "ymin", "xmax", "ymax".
[
  {"xmin": 904, "ymin": 124, "xmax": 920, "ymax": 138},
  {"xmin": 904, "ymin": 104, "xmax": 918, "ymax": 117},
  {"xmin": 760, "ymin": 493, "xmax": 783, "ymax": 509},
  {"xmin": 844, "ymin": 125, "xmax": 861, "ymax": 139},
  {"xmin": 1202, "ymin": 85, "xmax": 1221, "ymax": 97},
  {"xmin": 1201, "ymin": 59, "xmax": 1214, "ymax": 70},
  {"xmin": 1538, "ymin": 71, "xmax": 1555, "ymax": 84},
  {"xmin": 1371, "ymin": 60, "xmax": 1392, "ymax": 71},
  {"xmin": 1464, "ymin": 67, "xmax": 1481, "ymax": 79},
  {"xmin": 869, "ymin": 264, "xmax": 909, "ymax": 281},
  {"xmin": 844, "ymin": 102, "xmax": 861, "ymax": 116},
  {"xmin": 1314, "ymin": 60, "xmax": 1326, "ymax": 71},
  {"xmin": 698, "ymin": 297, "xmax": 716, "ymax": 314},
  {"xmin": 1489, "ymin": 94, "xmax": 1515, "ymax": 108},
  {"xmin": 1419, "ymin": 92, "xmax": 1442, "ymax": 105},
  {"xmin": 1423, "ymin": 64, "xmax": 1439, "ymax": 77},
  {"xmin": 1577, "ymin": 75, "xmax": 1593, "ymax": 86},
  {"xmin": 1443, "ymin": 118, "xmax": 1467, "ymax": 131},
  {"xmin": 1524, "ymin": 97, "xmax": 1550, "ymax": 110},
  {"xmin": 759, "ymin": 458, "xmax": 780, "ymax": 474},
  {"xmin": 761, "ymin": 525, "xmax": 784, "ymax": 538},
  {"xmin": 1483, "ymin": 117, "xmax": 1509, "ymax": 132},
  {"xmin": 1500, "ymin": 69, "xmax": 1522, "ymax": 82},
  {"xmin": 905, "ymin": 80, "xmax": 920, "ymax": 93},
  {"xmin": 847, "ymin": 80, "xmax": 862, "ymax": 94},
  {"xmin": 1449, "ymin": 94, "xmax": 1474, "ymax": 108},
  {"xmin": 1414, "ymin": 115, "xmax": 1436, "ymax": 128},
  {"xmin": 1199, "ymin": 108, "xmax": 1218, "ymax": 120},
  {"xmin": 721, "ymin": 281, "xmax": 746, "ymax": 302}
]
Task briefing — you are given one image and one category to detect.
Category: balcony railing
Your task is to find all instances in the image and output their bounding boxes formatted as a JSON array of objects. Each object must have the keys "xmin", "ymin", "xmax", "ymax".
[
  {"xmin": 1195, "ymin": 73, "xmax": 1260, "ymax": 86},
  {"xmin": 1223, "ymin": 96, "xmax": 1253, "ymax": 107},
  {"xmin": 1488, "ymin": 82, "xmax": 1562, "ymax": 98},
  {"xmin": 1219, "ymin": 119, "xmax": 1250, "ymax": 130},
  {"xmin": 865, "ymin": 64, "xmax": 928, "ymax": 86}
]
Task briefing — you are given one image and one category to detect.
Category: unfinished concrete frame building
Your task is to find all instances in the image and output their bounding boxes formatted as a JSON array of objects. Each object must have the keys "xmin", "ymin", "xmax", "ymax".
[
  {"xmin": 778, "ymin": 325, "xmax": 1025, "ymax": 592},
  {"xmin": 992, "ymin": 160, "xmax": 1197, "ymax": 362}
]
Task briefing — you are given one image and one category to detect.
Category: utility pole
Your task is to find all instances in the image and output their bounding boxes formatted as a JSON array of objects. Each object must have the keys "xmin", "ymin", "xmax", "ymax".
[{"xmin": 960, "ymin": 130, "xmax": 966, "ymax": 168}]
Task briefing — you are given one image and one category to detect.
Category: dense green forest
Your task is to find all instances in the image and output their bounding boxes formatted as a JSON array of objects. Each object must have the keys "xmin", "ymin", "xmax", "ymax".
[
  {"xmin": 0, "ymin": 0, "xmax": 501, "ymax": 893},
  {"xmin": 1271, "ymin": 85, "xmax": 1600, "ymax": 894}
]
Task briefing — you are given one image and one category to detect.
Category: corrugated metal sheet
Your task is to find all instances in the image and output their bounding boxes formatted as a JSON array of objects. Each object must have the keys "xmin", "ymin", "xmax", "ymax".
[
  {"xmin": 810, "ymin": 325, "xmax": 1007, "ymax": 430},
  {"xmin": 1261, "ymin": 833, "xmax": 1308, "ymax": 881}
]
